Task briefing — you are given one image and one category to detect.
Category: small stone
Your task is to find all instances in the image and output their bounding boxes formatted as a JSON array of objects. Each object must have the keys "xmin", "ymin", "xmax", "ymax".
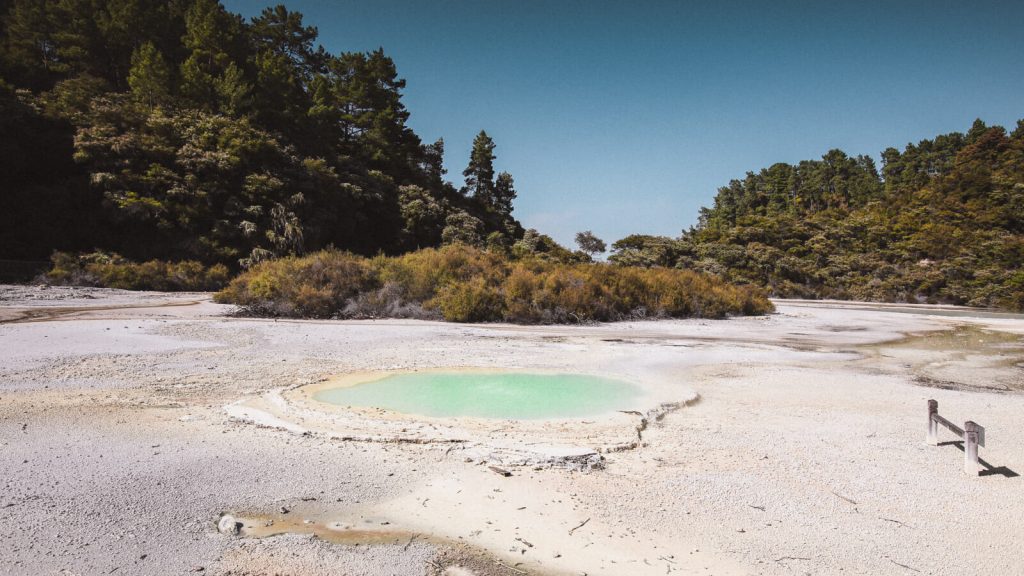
[
  {"xmin": 217, "ymin": 515, "xmax": 242, "ymax": 536},
  {"xmin": 279, "ymin": 506, "xmax": 290, "ymax": 514}
]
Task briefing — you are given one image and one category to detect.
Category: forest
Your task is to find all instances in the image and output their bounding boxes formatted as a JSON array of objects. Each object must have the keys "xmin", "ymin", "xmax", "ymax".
[
  {"xmin": 0, "ymin": 0, "xmax": 523, "ymax": 267},
  {"xmin": 611, "ymin": 120, "xmax": 1024, "ymax": 311},
  {"xmin": 2, "ymin": 1, "xmax": 1020, "ymax": 314}
]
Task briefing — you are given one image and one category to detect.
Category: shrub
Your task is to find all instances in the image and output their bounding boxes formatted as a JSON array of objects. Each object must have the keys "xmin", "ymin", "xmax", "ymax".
[
  {"xmin": 213, "ymin": 250, "xmax": 375, "ymax": 317},
  {"xmin": 44, "ymin": 251, "xmax": 230, "ymax": 291},
  {"xmin": 217, "ymin": 244, "xmax": 773, "ymax": 322},
  {"xmin": 432, "ymin": 276, "xmax": 503, "ymax": 322}
]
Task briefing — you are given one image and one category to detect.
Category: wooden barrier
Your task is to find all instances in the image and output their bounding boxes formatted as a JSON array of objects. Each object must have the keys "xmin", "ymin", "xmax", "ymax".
[{"xmin": 927, "ymin": 399, "xmax": 984, "ymax": 475}]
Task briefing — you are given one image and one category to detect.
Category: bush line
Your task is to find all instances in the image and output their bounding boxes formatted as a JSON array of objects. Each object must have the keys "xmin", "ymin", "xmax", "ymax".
[{"xmin": 214, "ymin": 244, "xmax": 773, "ymax": 323}]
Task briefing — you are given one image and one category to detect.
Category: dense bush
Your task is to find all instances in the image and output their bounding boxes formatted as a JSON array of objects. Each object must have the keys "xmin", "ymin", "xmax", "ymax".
[
  {"xmin": 216, "ymin": 244, "xmax": 773, "ymax": 323},
  {"xmin": 610, "ymin": 120, "xmax": 1024, "ymax": 312},
  {"xmin": 0, "ymin": 2, "xmax": 525, "ymax": 264},
  {"xmin": 44, "ymin": 251, "xmax": 230, "ymax": 291}
]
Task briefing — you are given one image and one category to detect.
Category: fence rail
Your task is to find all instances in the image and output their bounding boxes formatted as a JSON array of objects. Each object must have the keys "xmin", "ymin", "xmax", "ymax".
[{"xmin": 927, "ymin": 399, "xmax": 984, "ymax": 475}]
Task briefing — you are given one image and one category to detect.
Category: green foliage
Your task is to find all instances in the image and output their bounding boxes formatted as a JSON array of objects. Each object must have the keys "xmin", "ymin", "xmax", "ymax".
[
  {"xmin": 215, "ymin": 249, "xmax": 374, "ymax": 316},
  {"xmin": 217, "ymin": 244, "xmax": 773, "ymax": 323},
  {"xmin": 128, "ymin": 42, "xmax": 170, "ymax": 106},
  {"xmin": 616, "ymin": 120, "xmax": 1024, "ymax": 311},
  {"xmin": 46, "ymin": 251, "xmax": 229, "ymax": 291},
  {"xmin": 462, "ymin": 130, "xmax": 496, "ymax": 200},
  {"xmin": 575, "ymin": 231, "xmax": 607, "ymax": 256},
  {"xmin": 0, "ymin": 0, "xmax": 524, "ymax": 266},
  {"xmin": 441, "ymin": 212, "xmax": 485, "ymax": 247},
  {"xmin": 511, "ymin": 229, "xmax": 584, "ymax": 263}
]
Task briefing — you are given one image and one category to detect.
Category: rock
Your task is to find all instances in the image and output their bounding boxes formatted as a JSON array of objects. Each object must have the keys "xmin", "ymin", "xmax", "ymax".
[
  {"xmin": 279, "ymin": 506, "xmax": 290, "ymax": 514},
  {"xmin": 217, "ymin": 515, "xmax": 242, "ymax": 536}
]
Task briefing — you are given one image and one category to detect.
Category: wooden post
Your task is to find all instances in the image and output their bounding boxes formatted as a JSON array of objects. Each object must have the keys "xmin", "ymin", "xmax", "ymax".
[
  {"xmin": 964, "ymin": 421, "xmax": 981, "ymax": 475},
  {"xmin": 926, "ymin": 399, "xmax": 938, "ymax": 445}
]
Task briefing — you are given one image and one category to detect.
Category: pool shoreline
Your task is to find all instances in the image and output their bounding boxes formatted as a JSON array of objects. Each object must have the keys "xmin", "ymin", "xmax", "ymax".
[{"xmin": 309, "ymin": 369, "xmax": 645, "ymax": 420}]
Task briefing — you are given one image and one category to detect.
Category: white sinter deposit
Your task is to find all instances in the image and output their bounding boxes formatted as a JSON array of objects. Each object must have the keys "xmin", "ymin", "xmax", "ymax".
[{"xmin": 2, "ymin": 285, "xmax": 1022, "ymax": 575}]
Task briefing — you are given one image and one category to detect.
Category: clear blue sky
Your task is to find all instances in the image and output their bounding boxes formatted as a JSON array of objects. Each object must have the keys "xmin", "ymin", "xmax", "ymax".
[{"xmin": 224, "ymin": 0, "xmax": 1024, "ymax": 249}]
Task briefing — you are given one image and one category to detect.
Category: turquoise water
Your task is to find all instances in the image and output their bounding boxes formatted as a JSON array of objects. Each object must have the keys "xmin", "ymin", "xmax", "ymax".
[{"xmin": 313, "ymin": 372, "xmax": 642, "ymax": 420}]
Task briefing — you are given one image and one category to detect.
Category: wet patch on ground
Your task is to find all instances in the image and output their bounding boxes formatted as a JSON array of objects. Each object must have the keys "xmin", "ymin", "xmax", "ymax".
[
  {"xmin": 867, "ymin": 325, "xmax": 1024, "ymax": 392},
  {"xmin": 218, "ymin": 512, "xmax": 538, "ymax": 575}
]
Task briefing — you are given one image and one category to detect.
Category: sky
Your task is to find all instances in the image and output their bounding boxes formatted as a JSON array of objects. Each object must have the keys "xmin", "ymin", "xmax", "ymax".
[{"xmin": 224, "ymin": 0, "xmax": 1024, "ymax": 249}]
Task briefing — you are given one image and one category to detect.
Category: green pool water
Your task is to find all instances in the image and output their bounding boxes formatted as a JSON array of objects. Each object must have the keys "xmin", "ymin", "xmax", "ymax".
[{"xmin": 313, "ymin": 372, "xmax": 642, "ymax": 420}]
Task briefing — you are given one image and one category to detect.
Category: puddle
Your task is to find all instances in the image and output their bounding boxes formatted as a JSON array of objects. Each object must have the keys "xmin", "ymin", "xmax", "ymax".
[
  {"xmin": 868, "ymin": 325, "xmax": 1024, "ymax": 392},
  {"xmin": 230, "ymin": 513, "xmax": 423, "ymax": 546},
  {"xmin": 312, "ymin": 371, "xmax": 643, "ymax": 419},
  {"xmin": 885, "ymin": 325, "xmax": 1024, "ymax": 354},
  {"xmin": 220, "ymin": 512, "xmax": 541, "ymax": 575}
]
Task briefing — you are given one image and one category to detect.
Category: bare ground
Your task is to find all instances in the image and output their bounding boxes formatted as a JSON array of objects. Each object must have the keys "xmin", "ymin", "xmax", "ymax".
[{"xmin": 1, "ymin": 285, "xmax": 1022, "ymax": 575}]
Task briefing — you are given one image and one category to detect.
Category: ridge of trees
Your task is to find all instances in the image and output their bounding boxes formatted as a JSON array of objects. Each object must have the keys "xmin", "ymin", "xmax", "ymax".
[
  {"xmin": 0, "ymin": 0, "xmax": 523, "ymax": 267},
  {"xmin": 610, "ymin": 119, "xmax": 1024, "ymax": 311}
]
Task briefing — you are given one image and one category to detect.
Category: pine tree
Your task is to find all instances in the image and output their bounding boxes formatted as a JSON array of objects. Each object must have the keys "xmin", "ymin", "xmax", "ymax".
[
  {"xmin": 179, "ymin": 0, "xmax": 241, "ymax": 110},
  {"xmin": 128, "ymin": 42, "xmax": 170, "ymax": 106},
  {"xmin": 493, "ymin": 171, "xmax": 516, "ymax": 218},
  {"xmin": 463, "ymin": 130, "xmax": 495, "ymax": 200}
]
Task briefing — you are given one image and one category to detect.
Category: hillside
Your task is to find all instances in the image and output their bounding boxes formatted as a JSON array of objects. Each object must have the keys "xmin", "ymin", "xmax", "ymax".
[
  {"xmin": 611, "ymin": 119, "xmax": 1024, "ymax": 311},
  {"xmin": 0, "ymin": 0, "xmax": 522, "ymax": 267}
]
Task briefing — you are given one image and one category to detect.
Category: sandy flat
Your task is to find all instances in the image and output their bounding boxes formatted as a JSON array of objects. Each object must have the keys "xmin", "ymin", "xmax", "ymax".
[{"xmin": 1, "ymin": 284, "xmax": 1022, "ymax": 575}]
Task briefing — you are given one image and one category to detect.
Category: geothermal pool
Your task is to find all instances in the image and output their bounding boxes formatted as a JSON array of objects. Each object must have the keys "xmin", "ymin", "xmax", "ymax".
[{"xmin": 312, "ymin": 371, "xmax": 642, "ymax": 419}]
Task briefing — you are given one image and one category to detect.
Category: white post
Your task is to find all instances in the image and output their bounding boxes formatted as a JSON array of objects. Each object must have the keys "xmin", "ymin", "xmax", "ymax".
[
  {"xmin": 926, "ymin": 400, "xmax": 938, "ymax": 445},
  {"xmin": 964, "ymin": 421, "xmax": 981, "ymax": 475}
]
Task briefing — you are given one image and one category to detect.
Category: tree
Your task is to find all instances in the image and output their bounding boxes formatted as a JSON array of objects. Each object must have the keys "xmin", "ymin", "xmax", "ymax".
[
  {"xmin": 248, "ymin": 5, "xmax": 321, "ymax": 136},
  {"xmin": 463, "ymin": 130, "xmax": 495, "ymax": 200},
  {"xmin": 179, "ymin": 0, "xmax": 244, "ymax": 110},
  {"xmin": 128, "ymin": 42, "xmax": 170, "ymax": 106},
  {"xmin": 441, "ymin": 211, "xmax": 484, "ymax": 246},
  {"xmin": 492, "ymin": 171, "xmax": 516, "ymax": 218},
  {"xmin": 608, "ymin": 235, "xmax": 681, "ymax": 268},
  {"xmin": 1, "ymin": 0, "xmax": 62, "ymax": 89},
  {"xmin": 398, "ymin": 184, "xmax": 445, "ymax": 248},
  {"xmin": 0, "ymin": 0, "xmax": 526, "ymax": 268},
  {"xmin": 575, "ymin": 230, "xmax": 606, "ymax": 257},
  {"xmin": 249, "ymin": 4, "xmax": 321, "ymax": 76}
]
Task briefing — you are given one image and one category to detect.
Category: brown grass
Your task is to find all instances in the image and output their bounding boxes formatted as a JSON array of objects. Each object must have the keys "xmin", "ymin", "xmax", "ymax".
[{"xmin": 216, "ymin": 244, "xmax": 773, "ymax": 323}]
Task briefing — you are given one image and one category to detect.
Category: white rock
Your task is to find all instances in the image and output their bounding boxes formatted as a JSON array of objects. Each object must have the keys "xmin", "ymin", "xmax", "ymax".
[{"xmin": 217, "ymin": 515, "xmax": 242, "ymax": 536}]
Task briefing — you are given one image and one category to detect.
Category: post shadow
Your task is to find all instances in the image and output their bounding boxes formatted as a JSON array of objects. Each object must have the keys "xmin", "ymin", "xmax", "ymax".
[{"xmin": 936, "ymin": 440, "xmax": 1019, "ymax": 478}]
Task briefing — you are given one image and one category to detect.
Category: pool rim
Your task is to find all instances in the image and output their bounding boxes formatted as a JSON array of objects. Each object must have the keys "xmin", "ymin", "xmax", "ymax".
[{"xmin": 294, "ymin": 367, "xmax": 648, "ymax": 422}]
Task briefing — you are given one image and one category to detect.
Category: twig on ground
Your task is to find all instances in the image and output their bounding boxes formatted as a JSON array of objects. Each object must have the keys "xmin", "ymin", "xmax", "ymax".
[
  {"xmin": 496, "ymin": 560, "xmax": 527, "ymax": 574},
  {"xmin": 830, "ymin": 490, "xmax": 858, "ymax": 505},
  {"xmin": 889, "ymin": 559, "xmax": 921, "ymax": 572},
  {"xmin": 880, "ymin": 517, "xmax": 913, "ymax": 528},
  {"xmin": 568, "ymin": 517, "xmax": 591, "ymax": 535}
]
